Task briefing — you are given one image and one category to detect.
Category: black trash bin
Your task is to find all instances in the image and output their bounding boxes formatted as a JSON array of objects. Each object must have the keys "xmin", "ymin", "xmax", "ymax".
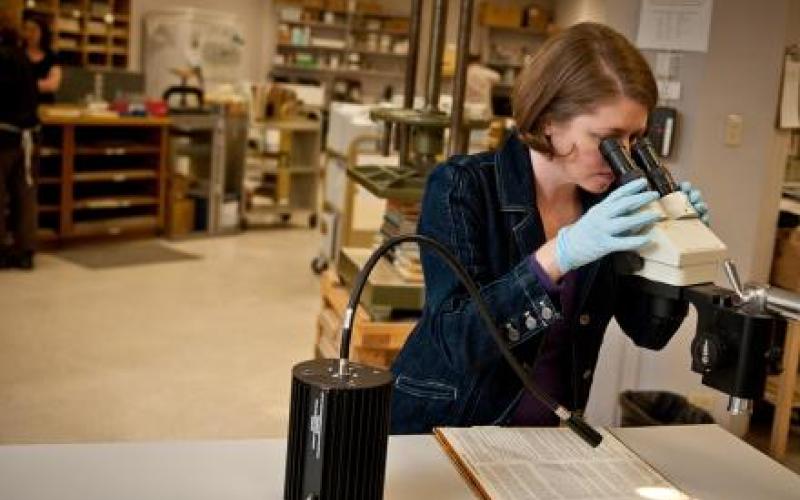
[{"xmin": 619, "ymin": 390, "xmax": 715, "ymax": 426}]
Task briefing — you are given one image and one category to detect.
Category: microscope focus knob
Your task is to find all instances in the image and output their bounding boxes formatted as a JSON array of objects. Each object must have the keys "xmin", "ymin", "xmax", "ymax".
[
  {"xmin": 691, "ymin": 334, "xmax": 725, "ymax": 372},
  {"xmin": 766, "ymin": 345, "xmax": 783, "ymax": 375}
]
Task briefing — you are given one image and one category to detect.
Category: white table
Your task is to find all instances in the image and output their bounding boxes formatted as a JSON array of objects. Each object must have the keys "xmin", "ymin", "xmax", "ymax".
[{"xmin": 0, "ymin": 425, "xmax": 797, "ymax": 499}]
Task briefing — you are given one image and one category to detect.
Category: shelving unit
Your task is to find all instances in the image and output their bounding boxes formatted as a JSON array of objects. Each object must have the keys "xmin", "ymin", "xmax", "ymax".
[
  {"xmin": 271, "ymin": 1, "xmax": 410, "ymax": 102},
  {"xmin": 37, "ymin": 112, "xmax": 170, "ymax": 243},
  {"xmin": 22, "ymin": 0, "xmax": 130, "ymax": 69},
  {"xmin": 242, "ymin": 118, "xmax": 321, "ymax": 228}
]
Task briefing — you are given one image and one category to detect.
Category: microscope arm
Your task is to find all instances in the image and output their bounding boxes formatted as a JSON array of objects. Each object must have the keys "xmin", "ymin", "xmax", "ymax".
[{"xmin": 618, "ymin": 260, "xmax": 796, "ymax": 415}]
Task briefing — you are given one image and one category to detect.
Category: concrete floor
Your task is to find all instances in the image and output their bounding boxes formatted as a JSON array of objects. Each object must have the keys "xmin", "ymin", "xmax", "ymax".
[{"xmin": 0, "ymin": 229, "xmax": 319, "ymax": 444}]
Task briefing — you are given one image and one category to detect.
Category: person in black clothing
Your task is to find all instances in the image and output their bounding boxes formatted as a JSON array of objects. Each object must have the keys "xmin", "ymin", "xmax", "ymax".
[
  {"xmin": 22, "ymin": 14, "xmax": 61, "ymax": 104},
  {"xmin": 1, "ymin": 8, "xmax": 39, "ymax": 269}
]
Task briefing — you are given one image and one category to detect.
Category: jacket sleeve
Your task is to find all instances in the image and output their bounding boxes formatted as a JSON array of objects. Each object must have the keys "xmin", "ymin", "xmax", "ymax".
[
  {"xmin": 613, "ymin": 272, "xmax": 689, "ymax": 350},
  {"xmin": 417, "ymin": 160, "xmax": 561, "ymax": 374}
]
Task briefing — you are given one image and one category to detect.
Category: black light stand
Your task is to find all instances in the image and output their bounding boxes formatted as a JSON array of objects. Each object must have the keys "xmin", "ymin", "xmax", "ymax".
[{"xmin": 284, "ymin": 234, "xmax": 602, "ymax": 500}]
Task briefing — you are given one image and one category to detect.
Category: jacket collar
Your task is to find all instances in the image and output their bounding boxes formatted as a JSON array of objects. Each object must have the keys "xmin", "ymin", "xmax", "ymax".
[
  {"xmin": 495, "ymin": 131, "xmax": 605, "ymax": 214},
  {"xmin": 494, "ymin": 131, "xmax": 537, "ymax": 213}
]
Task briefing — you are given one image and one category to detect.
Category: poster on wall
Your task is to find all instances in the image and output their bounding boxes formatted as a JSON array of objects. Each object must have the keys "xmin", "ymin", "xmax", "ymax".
[
  {"xmin": 636, "ymin": 0, "xmax": 713, "ymax": 53},
  {"xmin": 779, "ymin": 50, "xmax": 800, "ymax": 129},
  {"xmin": 144, "ymin": 8, "xmax": 246, "ymax": 99}
]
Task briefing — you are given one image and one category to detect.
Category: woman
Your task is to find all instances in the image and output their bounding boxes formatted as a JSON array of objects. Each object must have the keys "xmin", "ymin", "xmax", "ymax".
[
  {"xmin": 0, "ymin": 8, "xmax": 39, "ymax": 269},
  {"xmin": 22, "ymin": 15, "xmax": 61, "ymax": 104},
  {"xmin": 390, "ymin": 22, "xmax": 709, "ymax": 433}
]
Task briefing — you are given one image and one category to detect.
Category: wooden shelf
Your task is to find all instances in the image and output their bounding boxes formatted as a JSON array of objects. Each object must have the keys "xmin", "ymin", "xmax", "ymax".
[
  {"xmin": 487, "ymin": 25, "xmax": 547, "ymax": 36},
  {"xmin": 280, "ymin": 19, "xmax": 348, "ymax": 31},
  {"xmin": 271, "ymin": 64, "xmax": 403, "ymax": 79},
  {"xmin": 277, "ymin": 43, "xmax": 344, "ymax": 52},
  {"xmin": 40, "ymin": 147, "xmax": 61, "ymax": 157},
  {"xmin": 75, "ymin": 145, "xmax": 162, "ymax": 156},
  {"xmin": 73, "ymin": 170, "xmax": 158, "ymax": 183},
  {"xmin": 350, "ymin": 27, "xmax": 408, "ymax": 35},
  {"xmin": 277, "ymin": 43, "xmax": 407, "ymax": 59},
  {"xmin": 37, "ymin": 228, "xmax": 59, "ymax": 243},
  {"xmin": 72, "ymin": 215, "xmax": 158, "ymax": 238},
  {"xmin": 73, "ymin": 196, "xmax": 158, "ymax": 210},
  {"xmin": 37, "ymin": 117, "xmax": 168, "ymax": 244}
]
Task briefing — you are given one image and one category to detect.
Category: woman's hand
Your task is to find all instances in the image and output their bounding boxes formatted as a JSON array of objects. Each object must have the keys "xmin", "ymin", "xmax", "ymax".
[
  {"xmin": 551, "ymin": 178, "xmax": 659, "ymax": 275},
  {"xmin": 679, "ymin": 181, "xmax": 710, "ymax": 225}
]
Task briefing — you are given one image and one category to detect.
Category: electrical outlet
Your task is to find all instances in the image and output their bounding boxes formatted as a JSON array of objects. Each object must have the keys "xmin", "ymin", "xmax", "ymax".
[
  {"xmin": 687, "ymin": 391, "xmax": 715, "ymax": 413},
  {"xmin": 724, "ymin": 114, "xmax": 744, "ymax": 146}
]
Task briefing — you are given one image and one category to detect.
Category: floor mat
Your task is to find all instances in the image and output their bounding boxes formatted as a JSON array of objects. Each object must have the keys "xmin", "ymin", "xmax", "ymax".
[{"xmin": 55, "ymin": 240, "xmax": 200, "ymax": 269}]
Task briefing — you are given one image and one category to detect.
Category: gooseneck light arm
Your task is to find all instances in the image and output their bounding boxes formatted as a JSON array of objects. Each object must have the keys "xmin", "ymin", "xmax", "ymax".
[{"xmin": 337, "ymin": 234, "xmax": 603, "ymax": 448}]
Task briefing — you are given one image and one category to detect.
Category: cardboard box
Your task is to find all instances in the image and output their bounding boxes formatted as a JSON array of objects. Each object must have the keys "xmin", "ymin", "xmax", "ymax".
[
  {"xmin": 171, "ymin": 173, "xmax": 191, "ymax": 199},
  {"xmin": 479, "ymin": 2, "xmax": 521, "ymax": 28},
  {"xmin": 770, "ymin": 228, "xmax": 800, "ymax": 292},
  {"xmin": 303, "ymin": 0, "xmax": 325, "ymax": 9},
  {"xmin": 169, "ymin": 198, "xmax": 195, "ymax": 237},
  {"xmin": 326, "ymin": 0, "xmax": 347, "ymax": 12},
  {"xmin": 524, "ymin": 6, "xmax": 550, "ymax": 32},
  {"xmin": 384, "ymin": 18, "xmax": 409, "ymax": 33},
  {"xmin": 357, "ymin": 0, "xmax": 382, "ymax": 15}
]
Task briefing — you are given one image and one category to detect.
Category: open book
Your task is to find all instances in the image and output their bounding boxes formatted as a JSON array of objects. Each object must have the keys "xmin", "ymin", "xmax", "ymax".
[{"xmin": 435, "ymin": 426, "xmax": 689, "ymax": 500}]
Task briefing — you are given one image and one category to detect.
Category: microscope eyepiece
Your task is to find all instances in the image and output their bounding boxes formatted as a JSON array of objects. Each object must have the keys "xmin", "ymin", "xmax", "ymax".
[
  {"xmin": 598, "ymin": 138, "xmax": 646, "ymax": 186},
  {"xmin": 630, "ymin": 138, "xmax": 678, "ymax": 196}
]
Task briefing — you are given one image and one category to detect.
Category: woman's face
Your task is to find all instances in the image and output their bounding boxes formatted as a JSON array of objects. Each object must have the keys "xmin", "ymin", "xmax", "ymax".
[
  {"xmin": 545, "ymin": 96, "xmax": 648, "ymax": 194},
  {"xmin": 23, "ymin": 20, "xmax": 41, "ymax": 48}
]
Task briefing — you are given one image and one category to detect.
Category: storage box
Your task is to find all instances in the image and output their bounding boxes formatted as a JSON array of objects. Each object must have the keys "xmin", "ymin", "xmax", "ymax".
[
  {"xmin": 326, "ymin": 0, "xmax": 347, "ymax": 12},
  {"xmin": 770, "ymin": 228, "xmax": 800, "ymax": 292},
  {"xmin": 523, "ymin": 6, "xmax": 550, "ymax": 32},
  {"xmin": 384, "ymin": 18, "xmax": 409, "ymax": 33},
  {"xmin": 171, "ymin": 173, "xmax": 191, "ymax": 199},
  {"xmin": 279, "ymin": 6, "xmax": 303, "ymax": 21},
  {"xmin": 357, "ymin": 0, "xmax": 382, "ymax": 15},
  {"xmin": 479, "ymin": 2, "xmax": 521, "ymax": 28},
  {"xmin": 169, "ymin": 198, "xmax": 195, "ymax": 236}
]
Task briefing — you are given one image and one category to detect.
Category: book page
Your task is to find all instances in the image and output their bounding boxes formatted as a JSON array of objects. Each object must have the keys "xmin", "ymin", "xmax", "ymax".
[{"xmin": 436, "ymin": 427, "xmax": 688, "ymax": 500}]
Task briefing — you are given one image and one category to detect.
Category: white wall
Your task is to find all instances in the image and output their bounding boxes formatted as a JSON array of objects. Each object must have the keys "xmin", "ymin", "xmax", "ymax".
[
  {"xmin": 130, "ymin": 0, "xmax": 275, "ymax": 84},
  {"xmin": 564, "ymin": 0, "xmax": 797, "ymax": 432}
]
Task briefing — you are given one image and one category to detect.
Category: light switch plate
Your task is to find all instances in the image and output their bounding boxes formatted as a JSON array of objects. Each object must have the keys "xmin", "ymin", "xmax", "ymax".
[{"xmin": 724, "ymin": 114, "xmax": 743, "ymax": 146}]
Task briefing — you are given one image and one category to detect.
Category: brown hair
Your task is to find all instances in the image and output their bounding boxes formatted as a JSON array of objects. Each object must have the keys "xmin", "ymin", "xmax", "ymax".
[{"xmin": 512, "ymin": 22, "xmax": 657, "ymax": 157}]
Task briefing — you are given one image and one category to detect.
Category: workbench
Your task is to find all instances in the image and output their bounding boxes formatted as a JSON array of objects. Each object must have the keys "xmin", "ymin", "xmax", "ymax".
[{"xmin": 0, "ymin": 425, "xmax": 797, "ymax": 499}]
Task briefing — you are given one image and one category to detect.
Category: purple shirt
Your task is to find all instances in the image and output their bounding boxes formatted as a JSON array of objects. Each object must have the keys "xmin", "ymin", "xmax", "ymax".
[{"xmin": 509, "ymin": 256, "xmax": 579, "ymax": 426}]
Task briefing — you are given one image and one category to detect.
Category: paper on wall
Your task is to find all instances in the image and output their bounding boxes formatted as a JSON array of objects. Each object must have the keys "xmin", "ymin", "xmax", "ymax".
[
  {"xmin": 780, "ymin": 54, "xmax": 800, "ymax": 129},
  {"xmin": 636, "ymin": 0, "xmax": 714, "ymax": 53}
]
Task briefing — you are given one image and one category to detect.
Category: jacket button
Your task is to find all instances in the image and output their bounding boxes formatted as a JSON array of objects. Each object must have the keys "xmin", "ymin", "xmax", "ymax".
[
  {"xmin": 541, "ymin": 306, "xmax": 554, "ymax": 321},
  {"xmin": 523, "ymin": 311, "xmax": 538, "ymax": 331},
  {"xmin": 583, "ymin": 369, "xmax": 593, "ymax": 380},
  {"xmin": 505, "ymin": 323, "xmax": 520, "ymax": 342},
  {"xmin": 579, "ymin": 314, "xmax": 591, "ymax": 326}
]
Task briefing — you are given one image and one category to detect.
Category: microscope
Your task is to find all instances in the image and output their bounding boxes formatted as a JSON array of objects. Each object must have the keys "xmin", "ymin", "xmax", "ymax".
[{"xmin": 600, "ymin": 138, "xmax": 800, "ymax": 415}]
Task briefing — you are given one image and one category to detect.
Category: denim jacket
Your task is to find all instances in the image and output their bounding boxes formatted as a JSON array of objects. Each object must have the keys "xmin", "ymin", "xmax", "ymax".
[{"xmin": 390, "ymin": 132, "xmax": 688, "ymax": 434}]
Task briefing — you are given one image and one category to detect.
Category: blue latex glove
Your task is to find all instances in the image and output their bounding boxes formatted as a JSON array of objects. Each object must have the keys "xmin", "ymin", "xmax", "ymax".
[
  {"xmin": 555, "ymin": 178, "xmax": 660, "ymax": 273},
  {"xmin": 679, "ymin": 181, "xmax": 710, "ymax": 225}
]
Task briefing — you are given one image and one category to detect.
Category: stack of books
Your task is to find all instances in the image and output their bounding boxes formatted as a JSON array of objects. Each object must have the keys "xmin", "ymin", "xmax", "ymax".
[{"xmin": 380, "ymin": 200, "xmax": 423, "ymax": 283}]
